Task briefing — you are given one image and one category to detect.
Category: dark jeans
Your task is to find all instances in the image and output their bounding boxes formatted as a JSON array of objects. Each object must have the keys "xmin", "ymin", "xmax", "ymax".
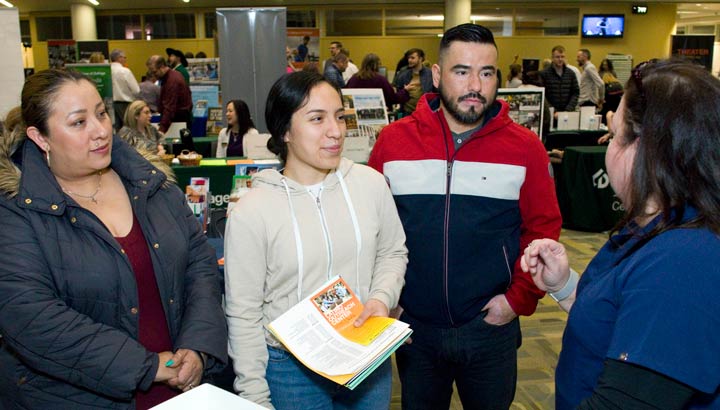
[{"xmin": 396, "ymin": 310, "xmax": 521, "ymax": 410}]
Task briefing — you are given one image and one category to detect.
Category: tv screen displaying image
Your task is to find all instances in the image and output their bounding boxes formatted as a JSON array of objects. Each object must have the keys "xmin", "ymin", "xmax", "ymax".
[{"xmin": 582, "ymin": 15, "xmax": 625, "ymax": 38}]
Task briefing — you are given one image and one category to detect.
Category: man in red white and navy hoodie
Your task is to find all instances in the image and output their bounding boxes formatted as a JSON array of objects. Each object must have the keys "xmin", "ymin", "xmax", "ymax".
[{"xmin": 369, "ymin": 23, "xmax": 561, "ymax": 410}]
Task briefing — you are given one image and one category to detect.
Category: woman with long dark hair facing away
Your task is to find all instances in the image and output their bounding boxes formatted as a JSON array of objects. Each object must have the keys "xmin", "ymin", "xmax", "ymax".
[{"xmin": 345, "ymin": 53, "xmax": 412, "ymax": 111}]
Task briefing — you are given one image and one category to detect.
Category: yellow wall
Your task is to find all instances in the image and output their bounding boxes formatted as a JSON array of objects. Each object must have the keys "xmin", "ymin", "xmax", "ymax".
[
  {"xmin": 329, "ymin": 3, "xmax": 676, "ymax": 77},
  {"xmin": 29, "ymin": 2, "xmax": 676, "ymax": 82},
  {"xmin": 32, "ymin": 39, "xmax": 215, "ymax": 80}
]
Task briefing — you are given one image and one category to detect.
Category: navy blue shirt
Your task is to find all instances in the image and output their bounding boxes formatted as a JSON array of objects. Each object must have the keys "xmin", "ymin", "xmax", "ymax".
[{"xmin": 556, "ymin": 207, "xmax": 720, "ymax": 409}]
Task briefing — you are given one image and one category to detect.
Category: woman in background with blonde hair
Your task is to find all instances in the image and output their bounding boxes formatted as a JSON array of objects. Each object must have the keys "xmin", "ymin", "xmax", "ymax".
[{"xmin": 118, "ymin": 100, "xmax": 166, "ymax": 155}]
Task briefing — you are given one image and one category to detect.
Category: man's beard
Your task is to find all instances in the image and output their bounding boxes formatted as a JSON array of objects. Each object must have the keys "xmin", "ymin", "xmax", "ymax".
[{"xmin": 439, "ymin": 87, "xmax": 496, "ymax": 125}]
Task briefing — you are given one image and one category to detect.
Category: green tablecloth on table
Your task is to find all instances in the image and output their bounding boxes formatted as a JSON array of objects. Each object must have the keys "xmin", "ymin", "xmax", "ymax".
[{"xmin": 556, "ymin": 145, "xmax": 624, "ymax": 232}]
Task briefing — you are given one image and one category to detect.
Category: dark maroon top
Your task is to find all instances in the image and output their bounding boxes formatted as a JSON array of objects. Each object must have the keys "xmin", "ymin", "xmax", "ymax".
[
  {"xmin": 115, "ymin": 215, "xmax": 178, "ymax": 409},
  {"xmin": 158, "ymin": 69, "xmax": 192, "ymax": 133}
]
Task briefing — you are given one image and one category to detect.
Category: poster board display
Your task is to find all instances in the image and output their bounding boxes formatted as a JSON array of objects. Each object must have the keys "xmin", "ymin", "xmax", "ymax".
[
  {"xmin": 340, "ymin": 88, "xmax": 389, "ymax": 163},
  {"xmin": 287, "ymin": 28, "xmax": 320, "ymax": 64},
  {"xmin": 207, "ymin": 107, "xmax": 225, "ymax": 134},
  {"xmin": 187, "ymin": 57, "xmax": 220, "ymax": 84},
  {"xmin": 671, "ymin": 35, "xmax": 714, "ymax": 71},
  {"xmin": 496, "ymin": 88, "xmax": 545, "ymax": 140},
  {"xmin": 190, "ymin": 84, "xmax": 221, "ymax": 108},
  {"xmin": 48, "ymin": 40, "xmax": 77, "ymax": 69}
]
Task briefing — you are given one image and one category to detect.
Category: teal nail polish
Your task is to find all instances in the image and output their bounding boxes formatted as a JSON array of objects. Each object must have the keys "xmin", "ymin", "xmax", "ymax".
[{"xmin": 165, "ymin": 359, "xmax": 174, "ymax": 367}]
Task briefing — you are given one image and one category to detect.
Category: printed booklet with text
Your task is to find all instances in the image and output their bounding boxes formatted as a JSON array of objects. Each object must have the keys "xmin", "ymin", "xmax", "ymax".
[{"xmin": 267, "ymin": 276, "xmax": 412, "ymax": 389}]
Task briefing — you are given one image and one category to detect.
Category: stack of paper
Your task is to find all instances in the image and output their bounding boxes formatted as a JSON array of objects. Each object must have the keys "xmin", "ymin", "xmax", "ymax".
[{"xmin": 267, "ymin": 276, "xmax": 412, "ymax": 390}]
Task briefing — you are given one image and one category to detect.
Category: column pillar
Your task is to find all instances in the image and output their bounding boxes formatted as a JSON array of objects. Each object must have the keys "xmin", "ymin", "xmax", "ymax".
[
  {"xmin": 71, "ymin": 3, "xmax": 97, "ymax": 41},
  {"xmin": 444, "ymin": 0, "xmax": 471, "ymax": 31}
]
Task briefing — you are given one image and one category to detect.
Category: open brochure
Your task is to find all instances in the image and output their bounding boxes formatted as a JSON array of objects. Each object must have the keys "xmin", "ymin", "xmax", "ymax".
[{"xmin": 266, "ymin": 276, "xmax": 412, "ymax": 390}]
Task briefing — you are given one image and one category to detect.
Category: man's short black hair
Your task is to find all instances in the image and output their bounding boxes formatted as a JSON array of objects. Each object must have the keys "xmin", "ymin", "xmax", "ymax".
[{"xmin": 439, "ymin": 23, "xmax": 497, "ymax": 62}]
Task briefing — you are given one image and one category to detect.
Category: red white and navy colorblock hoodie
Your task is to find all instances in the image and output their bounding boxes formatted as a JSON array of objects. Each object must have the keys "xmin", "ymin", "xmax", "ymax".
[{"xmin": 369, "ymin": 93, "xmax": 562, "ymax": 328}]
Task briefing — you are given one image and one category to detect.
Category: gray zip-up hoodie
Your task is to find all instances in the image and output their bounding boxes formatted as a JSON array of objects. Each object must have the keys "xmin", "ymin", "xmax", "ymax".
[{"xmin": 224, "ymin": 157, "xmax": 408, "ymax": 408}]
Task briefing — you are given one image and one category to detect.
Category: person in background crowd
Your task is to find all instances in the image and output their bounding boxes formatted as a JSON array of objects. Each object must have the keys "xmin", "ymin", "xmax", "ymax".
[
  {"xmin": 110, "ymin": 48, "xmax": 141, "ymax": 131},
  {"xmin": 598, "ymin": 58, "xmax": 617, "ymax": 78},
  {"xmin": 341, "ymin": 48, "xmax": 359, "ymax": 85},
  {"xmin": 600, "ymin": 72, "xmax": 623, "ymax": 123},
  {"xmin": 224, "ymin": 71, "xmax": 407, "ymax": 409},
  {"xmin": 146, "ymin": 55, "xmax": 193, "ymax": 134},
  {"xmin": 302, "ymin": 62, "xmax": 320, "ymax": 74},
  {"xmin": 346, "ymin": 53, "xmax": 413, "ymax": 111},
  {"xmin": 541, "ymin": 58, "xmax": 552, "ymax": 71},
  {"xmin": 118, "ymin": 100, "xmax": 166, "ymax": 155},
  {"xmin": 216, "ymin": 99, "xmax": 258, "ymax": 158},
  {"xmin": 541, "ymin": 45, "xmax": 579, "ymax": 115},
  {"xmin": 506, "ymin": 63, "xmax": 523, "ymax": 88},
  {"xmin": 0, "ymin": 69, "xmax": 227, "ymax": 409},
  {"xmin": 522, "ymin": 58, "xmax": 720, "ymax": 410},
  {"xmin": 139, "ymin": 70, "xmax": 161, "ymax": 113},
  {"xmin": 285, "ymin": 46, "xmax": 298, "ymax": 73},
  {"xmin": 324, "ymin": 40, "xmax": 343, "ymax": 71},
  {"xmin": 393, "ymin": 49, "xmax": 413, "ymax": 87},
  {"xmin": 295, "ymin": 35, "xmax": 310, "ymax": 62},
  {"xmin": 323, "ymin": 52, "xmax": 348, "ymax": 88},
  {"xmin": 576, "ymin": 48, "xmax": 604, "ymax": 108},
  {"xmin": 369, "ymin": 23, "xmax": 561, "ymax": 410},
  {"xmin": 89, "ymin": 52, "xmax": 105, "ymax": 63},
  {"xmin": 166, "ymin": 48, "xmax": 190, "ymax": 85},
  {"xmin": 392, "ymin": 48, "xmax": 434, "ymax": 115}
]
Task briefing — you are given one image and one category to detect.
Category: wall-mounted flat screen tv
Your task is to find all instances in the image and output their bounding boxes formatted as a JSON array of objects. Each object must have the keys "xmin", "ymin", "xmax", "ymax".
[{"xmin": 582, "ymin": 14, "xmax": 625, "ymax": 38}]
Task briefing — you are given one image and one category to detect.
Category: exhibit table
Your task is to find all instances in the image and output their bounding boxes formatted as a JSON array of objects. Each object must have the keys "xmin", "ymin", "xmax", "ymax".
[{"xmin": 555, "ymin": 145, "xmax": 624, "ymax": 232}]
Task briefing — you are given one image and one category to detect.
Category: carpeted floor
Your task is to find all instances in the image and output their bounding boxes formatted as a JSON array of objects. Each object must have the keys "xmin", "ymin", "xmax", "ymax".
[{"xmin": 389, "ymin": 228, "xmax": 609, "ymax": 410}]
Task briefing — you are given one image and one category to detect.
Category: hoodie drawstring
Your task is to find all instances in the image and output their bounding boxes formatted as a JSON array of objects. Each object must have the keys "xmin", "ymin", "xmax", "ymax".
[
  {"xmin": 336, "ymin": 169, "xmax": 363, "ymax": 298},
  {"xmin": 281, "ymin": 177, "xmax": 305, "ymax": 302}
]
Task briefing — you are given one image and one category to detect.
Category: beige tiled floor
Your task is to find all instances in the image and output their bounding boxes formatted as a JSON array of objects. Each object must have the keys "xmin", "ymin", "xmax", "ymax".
[{"xmin": 390, "ymin": 228, "xmax": 609, "ymax": 410}]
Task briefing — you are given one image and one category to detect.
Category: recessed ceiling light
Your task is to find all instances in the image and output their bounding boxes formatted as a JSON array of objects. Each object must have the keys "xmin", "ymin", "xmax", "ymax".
[
  {"xmin": 0, "ymin": 0, "xmax": 15, "ymax": 7},
  {"xmin": 88, "ymin": 0, "xmax": 99, "ymax": 5},
  {"xmin": 183, "ymin": 0, "xmax": 190, "ymax": 2}
]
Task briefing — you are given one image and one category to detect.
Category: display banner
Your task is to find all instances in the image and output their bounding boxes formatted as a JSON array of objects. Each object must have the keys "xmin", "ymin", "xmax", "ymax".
[
  {"xmin": 287, "ymin": 28, "xmax": 320, "ymax": 65},
  {"xmin": 48, "ymin": 40, "xmax": 77, "ymax": 69},
  {"xmin": 671, "ymin": 35, "xmax": 714, "ymax": 70}
]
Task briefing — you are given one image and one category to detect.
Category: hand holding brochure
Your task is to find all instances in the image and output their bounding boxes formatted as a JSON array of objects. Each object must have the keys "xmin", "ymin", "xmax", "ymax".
[{"xmin": 266, "ymin": 276, "xmax": 412, "ymax": 389}]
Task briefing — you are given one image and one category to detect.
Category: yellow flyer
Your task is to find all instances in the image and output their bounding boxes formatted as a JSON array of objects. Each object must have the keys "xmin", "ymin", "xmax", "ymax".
[{"xmin": 309, "ymin": 277, "xmax": 393, "ymax": 346}]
